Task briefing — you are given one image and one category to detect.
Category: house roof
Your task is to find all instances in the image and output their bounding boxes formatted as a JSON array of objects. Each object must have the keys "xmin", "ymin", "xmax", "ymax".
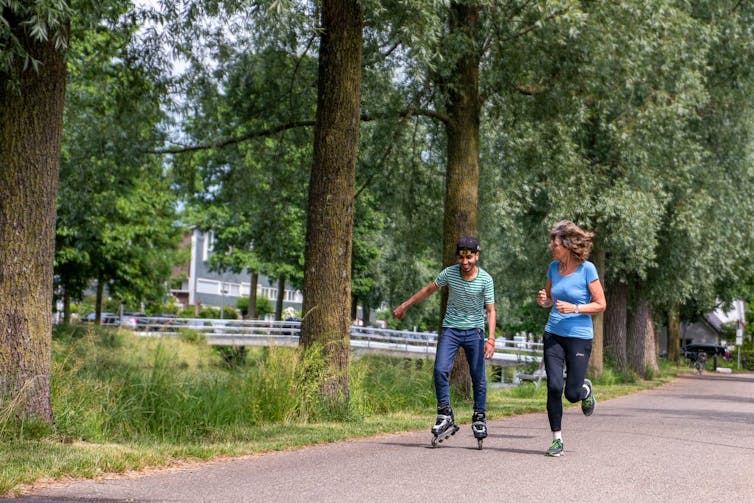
[{"xmin": 703, "ymin": 312, "xmax": 723, "ymax": 334}]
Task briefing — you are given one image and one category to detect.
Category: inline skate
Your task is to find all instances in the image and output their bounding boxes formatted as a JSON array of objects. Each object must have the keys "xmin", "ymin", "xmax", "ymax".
[
  {"xmin": 430, "ymin": 406, "xmax": 459, "ymax": 447},
  {"xmin": 471, "ymin": 410, "xmax": 487, "ymax": 450}
]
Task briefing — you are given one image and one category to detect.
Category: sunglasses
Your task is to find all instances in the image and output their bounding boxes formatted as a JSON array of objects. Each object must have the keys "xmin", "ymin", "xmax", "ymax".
[{"xmin": 457, "ymin": 250, "xmax": 477, "ymax": 258}]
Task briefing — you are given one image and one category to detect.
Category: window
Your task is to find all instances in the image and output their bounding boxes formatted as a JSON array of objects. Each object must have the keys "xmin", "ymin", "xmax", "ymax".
[
  {"xmin": 202, "ymin": 231, "xmax": 215, "ymax": 262},
  {"xmin": 197, "ymin": 279, "xmax": 217, "ymax": 294}
]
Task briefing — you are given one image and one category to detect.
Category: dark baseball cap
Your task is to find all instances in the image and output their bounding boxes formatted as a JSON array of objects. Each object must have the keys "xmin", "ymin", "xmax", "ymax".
[{"xmin": 456, "ymin": 236, "xmax": 480, "ymax": 253}]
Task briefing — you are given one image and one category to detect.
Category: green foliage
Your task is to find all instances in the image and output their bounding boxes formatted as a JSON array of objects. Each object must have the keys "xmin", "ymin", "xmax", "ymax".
[
  {"xmin": 40, "ymin": 327, "xmax": 441, "ymax": 443},
  {"xmin": 235, "ymin": 296, "xmax": 250, "ymax": 316},
  {"xmin": 500, "ymin": 300, "xmax": 549, "ymax": 337},
  {"xmin": 737, "ymin": 339, "xmax": 754, "ymax": 371},
  {"xmin": 349, "ymin": 356, "xmax": 435, "ymax": 416},
  {"xmin": 291, "ymin": 343, "xmax": 331, "ymax": 422},
  {"xmin": 0, "ymin": 0, "xmax": 71, "ymax": 92},
  {"xmin": 255, "ymin": 296, "xmax": 273, "ymax": 319},
  {"xmin": 177, "ymin": 328, "xmax": 206, "ymax": 345},
  {"xmin": 55, "ymin": 9, "xmax": 180, "ymax": 309},
  {"xmin": 481, "ymin": 0, "xmax": 754, "ymax": 323},
  {"xmin": 49, "ymin": 328, "xmax": 278, "ymax": 441},
  {"xmin": 214, "ymin": 346, "xmax": 248, "ymax": 368}
]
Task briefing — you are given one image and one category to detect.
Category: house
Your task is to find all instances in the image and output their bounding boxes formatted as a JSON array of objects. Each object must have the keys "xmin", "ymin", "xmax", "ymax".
[
  {"xmin": 170, "ymin": 228, "xmax": 303, "ymax": 319},
  {"xmin": 679, "ymin": 299, "xmax": 745, "ymax": 348}
]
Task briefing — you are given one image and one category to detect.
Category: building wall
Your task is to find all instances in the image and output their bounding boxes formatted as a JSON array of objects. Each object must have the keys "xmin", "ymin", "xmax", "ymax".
[
  {"xmin": 680, "ymin": 321, "xmax": 719, "ymax": 347},
  {"xmin": 181, "ymin": 229, "xmax": 304, "ymax": 318}
]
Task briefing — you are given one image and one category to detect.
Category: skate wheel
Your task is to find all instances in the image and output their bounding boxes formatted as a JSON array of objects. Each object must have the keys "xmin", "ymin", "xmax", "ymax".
[
  {"xmin": 431, "ymin": 436, "xmax": 438, "ymax": 448},
  {"xmin": 477, "ymin": 438, "xmax": 483, "ymax": 450}
]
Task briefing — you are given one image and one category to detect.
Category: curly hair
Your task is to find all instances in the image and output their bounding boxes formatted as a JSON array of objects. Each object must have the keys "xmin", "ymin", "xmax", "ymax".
[{"xmin": 549, "ymin": 220, "xmax": 595, "ymax": 263}]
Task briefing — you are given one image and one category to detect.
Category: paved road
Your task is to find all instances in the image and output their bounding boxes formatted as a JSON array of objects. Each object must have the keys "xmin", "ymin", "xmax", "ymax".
[{"xmin": 5, "ymin": 372, "xmax": 754, "ymax": 503}]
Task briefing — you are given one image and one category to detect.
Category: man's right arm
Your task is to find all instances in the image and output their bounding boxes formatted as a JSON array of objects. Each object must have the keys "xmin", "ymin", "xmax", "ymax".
[{"xmin": 393, "ymin": 281, "xmax": 439, "ymax": 319}]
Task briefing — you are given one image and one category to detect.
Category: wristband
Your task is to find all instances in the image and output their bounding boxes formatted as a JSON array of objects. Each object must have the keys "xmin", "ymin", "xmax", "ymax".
[{"xmin": 575, "ymin": 304, "xmax": 580, "ymax": 314}]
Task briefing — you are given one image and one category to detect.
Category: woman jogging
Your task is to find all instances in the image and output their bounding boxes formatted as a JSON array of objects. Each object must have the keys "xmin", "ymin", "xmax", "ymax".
[{"xmin": 536, "ymin": 220, "xmax": 606, "ymax": 457}]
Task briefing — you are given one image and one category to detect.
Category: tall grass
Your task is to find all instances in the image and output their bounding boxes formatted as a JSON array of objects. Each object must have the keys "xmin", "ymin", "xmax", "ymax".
[{"xmin": 32, "ymin": 326, "xmax": 441, "ymax": 444}]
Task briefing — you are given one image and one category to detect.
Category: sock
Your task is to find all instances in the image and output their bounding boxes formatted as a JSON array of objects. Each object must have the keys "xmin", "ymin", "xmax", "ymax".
[{"xmin": 553, "ymin": 431, "xmax": 562, "ymax": 441}]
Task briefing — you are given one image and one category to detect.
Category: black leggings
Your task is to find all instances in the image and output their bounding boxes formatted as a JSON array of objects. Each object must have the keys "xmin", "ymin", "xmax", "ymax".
[{"xmin": 543, "ymin": 331, "xmax": 592, "ymax": 432}]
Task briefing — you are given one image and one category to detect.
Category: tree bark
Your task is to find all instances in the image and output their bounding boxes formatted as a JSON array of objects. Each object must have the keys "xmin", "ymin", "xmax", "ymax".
[
  {"xmin": 627, "ymin": 283, "xmax": 657, "ymax": 377},
  {"xmin": 645, "ymin": 306, "xmax": 659, "ymax": 374},
  {"xmin": 589, "ymin": 247, "xmax": 605, "ymax": 377},
  {"xmin": 0, "ymin": 18, "xmax": 68, "ymax": 423},
  {"xmin": 604, "ymin": 278, "xmax": 628, "ymax": 371},
  {"xmin": 441, "ymin": 2, "xmax": 482, "ymax": 399},
  {"xmin": 667, "ymin": 304, "xmax": 681, "ymax": 363},
  {"xmin": 300, "ymin": 0, "xmax": 363, "ymax": 406},
  {"xmin": 63, "ymin": 291, "xmax": 72, "ymax": 325},
  {"xmin": 95, "ymin": 279, "xmax": 105, "ymax": 323},
  {"xmin": 275, "ymin": 275, "xmax": 285, "ymax": 321},
  {"xmin": 247, "ymin": 270, "xmax": 258, "ymax": 320}
]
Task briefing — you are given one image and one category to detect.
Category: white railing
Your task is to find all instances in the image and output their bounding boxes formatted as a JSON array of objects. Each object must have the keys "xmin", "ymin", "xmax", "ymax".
[{"xmin": 121, "ymin": 316, "xmax": 542, "ymax": 365}]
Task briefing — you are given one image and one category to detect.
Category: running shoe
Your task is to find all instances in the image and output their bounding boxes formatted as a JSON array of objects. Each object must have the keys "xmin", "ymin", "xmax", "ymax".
[
  {"xmin": 546, "ymin": 438, "xmax": 564, "ymax": 457},
  {"xmin": 581, "ymin": 378, "xmax": 596, "ymax": 416}
]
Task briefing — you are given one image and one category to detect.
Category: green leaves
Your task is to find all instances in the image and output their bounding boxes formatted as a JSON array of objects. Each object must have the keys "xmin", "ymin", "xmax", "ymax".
[
  {"xmin": 0, "ymin": 0, "xmax": 72, "ymax": 90},
  {"xmin": 56, "ymin": 9, "xmax": 179, "ymax": 308}
]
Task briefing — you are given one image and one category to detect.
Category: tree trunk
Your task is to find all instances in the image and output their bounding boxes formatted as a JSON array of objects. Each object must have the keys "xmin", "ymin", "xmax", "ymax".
[
  {"xmin": 667, "ymin": 304, "xmax": 681, "ymax": 364},
  {"xmin": 63, "ymin": 291, "xmax": 72, "ymax": 325},
  {"xmin": 350, "ymin": 296, "xmax": 358, "ymax": 322},
  {"xmin": 275, "ymin": 275, "xmax": 285, "ymax": 321},
  {"xmin": 300, "ymin": 0, "xmax": 363, "ymax": 407},
  {"xmin": 95, "ymin": 279, "xmax": 105, "ymax": 323},
  {"xmin": 604, "ymin": 278, "xmax": 628, "ymax": 371},
  {"xmin": 645, "ymin": 306, "xmax": 659, "ymax": 374},
  {"xmin": 247, "ymin": 270, "xmax": 258, "ymax": 320},
  {"xmin": 0, "ymin": 18, "xmax": 68, "ymax": 424},
  {"xmin": 589, "ymin": 247, "xmax": 605, "ymax": 377},
  {"xmin": 627, "ymin": 283, "xmax": 655, "ymax": 377},
  {"xmin": 441, "ymin": 2, "xmax": 482, "ymax": 399}
]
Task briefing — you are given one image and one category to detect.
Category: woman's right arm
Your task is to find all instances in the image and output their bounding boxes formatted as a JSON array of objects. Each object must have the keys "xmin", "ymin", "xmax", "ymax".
[{"xmin": 536, "ymin": 280, "xmax": 553, "ymax": 308}]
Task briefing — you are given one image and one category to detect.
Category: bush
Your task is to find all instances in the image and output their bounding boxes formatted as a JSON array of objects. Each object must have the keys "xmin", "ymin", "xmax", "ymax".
[{"xmin": 214, "ymin": 346, "xmax": 248, "ymax": 368}]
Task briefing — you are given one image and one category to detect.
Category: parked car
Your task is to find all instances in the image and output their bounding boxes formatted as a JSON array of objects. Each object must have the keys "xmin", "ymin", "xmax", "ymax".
[
  {"xmin": 682, "ymin": 344, "xmax": 731, "ymax": 361},
  {"xmin": 82, "ymin": 312, "xmax": 118, "ymax": 325},
  {"xmin": 119, "ymin": 312, "xmax": 147, "ymax": 329},
  {"xmin": 282, "ymin": 317, "xmax": 302, "ymax": 336}
]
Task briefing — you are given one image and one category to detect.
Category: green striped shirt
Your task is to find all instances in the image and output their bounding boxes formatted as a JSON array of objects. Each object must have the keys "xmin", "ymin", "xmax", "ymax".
[{"xmin": 435, "ymin": 264, "xmax": 495, "ymax": 329}]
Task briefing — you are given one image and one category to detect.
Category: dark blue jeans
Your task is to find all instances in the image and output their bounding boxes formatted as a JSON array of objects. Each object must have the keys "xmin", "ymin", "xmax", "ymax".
[
  {"xmin": 434, "ymin": 327, "xmax": 487, "ymax": 412},
  {"xmin": 543, "ymin": 331, "xmax": 592, "ymax": 432}
]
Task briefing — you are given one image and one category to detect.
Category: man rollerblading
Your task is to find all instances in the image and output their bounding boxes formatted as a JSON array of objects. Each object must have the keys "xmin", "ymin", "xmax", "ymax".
[
  {"xmin": 393, "ymin": 236, "xmax": 496, "ymax": 450},
  {"xmin": 431, "ymin": 406, "xmax": 460, "ymax": 447},
  {"xmin": 471, "ymin": 410, "xmax": 487, "ymax": 449}
]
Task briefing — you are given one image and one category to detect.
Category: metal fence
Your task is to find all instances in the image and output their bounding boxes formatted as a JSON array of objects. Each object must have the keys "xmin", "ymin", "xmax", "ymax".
[{"xmin": 100, "ymin": 316, "xmax": 542, "ymax": 366}]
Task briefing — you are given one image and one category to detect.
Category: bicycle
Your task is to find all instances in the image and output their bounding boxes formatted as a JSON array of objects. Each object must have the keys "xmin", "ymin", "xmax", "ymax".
[{"xmin": 693, "ymin": 351, "xmax": 706, "ymax": 375}]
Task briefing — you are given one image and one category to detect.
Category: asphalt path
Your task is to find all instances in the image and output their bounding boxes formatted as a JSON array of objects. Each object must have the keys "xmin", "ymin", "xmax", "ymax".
[{"xmin": 5, "ymin": 372, "xmax": 754, "ymax": 503}]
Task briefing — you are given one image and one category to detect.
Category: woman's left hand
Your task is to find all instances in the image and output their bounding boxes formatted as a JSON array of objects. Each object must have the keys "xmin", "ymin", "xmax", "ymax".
[{"xmin": 555, "ymin": 300, "xmax": 578, "ymax": 314}]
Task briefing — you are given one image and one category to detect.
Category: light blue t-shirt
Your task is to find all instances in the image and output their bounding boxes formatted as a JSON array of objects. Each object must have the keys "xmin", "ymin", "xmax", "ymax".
[
  {"xmin": 545, "ymin": 260, "xmax": 599, "ymax": 339},
  {"xmin": 435, "ymin": 264, "xmax": 495, "ymax": 330}
]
